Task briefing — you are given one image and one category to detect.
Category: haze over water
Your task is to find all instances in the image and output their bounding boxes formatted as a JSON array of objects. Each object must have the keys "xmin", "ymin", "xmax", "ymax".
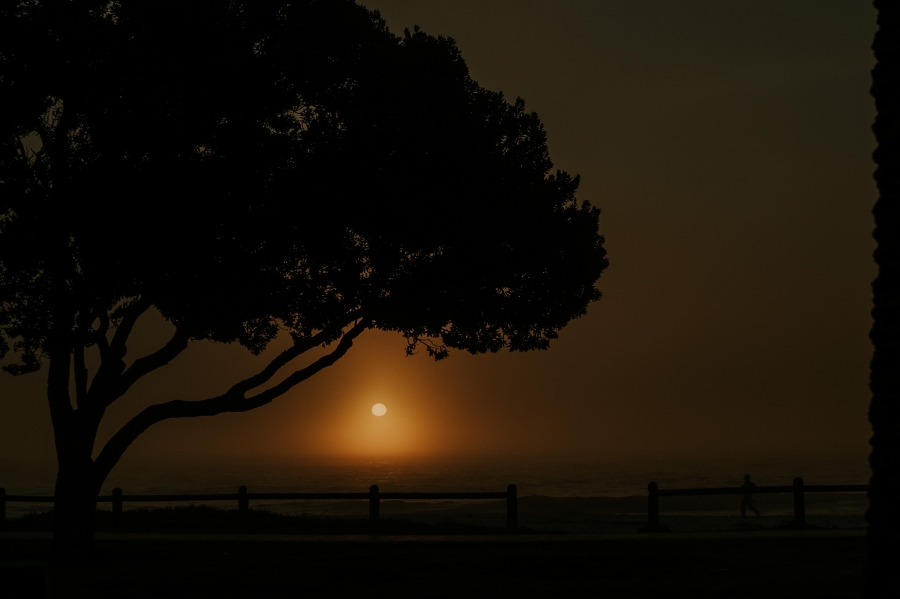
[{"xmin": 2, "ymin": 454, "xmax": 869, "ymax": 498}]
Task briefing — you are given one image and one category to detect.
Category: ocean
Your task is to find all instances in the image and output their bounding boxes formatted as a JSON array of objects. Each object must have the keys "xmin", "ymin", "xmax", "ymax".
[
  {"xmin": 101, "ymin": 454, "xmax": 870, "ymax": 497},
  {"xmin": 2, "ymin": 454, "xmax": 870, "ymax": 532}
]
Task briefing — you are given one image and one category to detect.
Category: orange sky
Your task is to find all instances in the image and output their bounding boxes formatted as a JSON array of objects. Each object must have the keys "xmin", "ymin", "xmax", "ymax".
[{"xmin": 0, "ymin": 1, "xmax": 877, "ymax": 466}]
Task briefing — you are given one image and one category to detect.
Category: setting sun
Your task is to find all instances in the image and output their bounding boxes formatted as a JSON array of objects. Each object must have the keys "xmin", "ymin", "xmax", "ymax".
[{"xmin": 372, "ymin": 403, "xmax": 387, "ymax": 417}]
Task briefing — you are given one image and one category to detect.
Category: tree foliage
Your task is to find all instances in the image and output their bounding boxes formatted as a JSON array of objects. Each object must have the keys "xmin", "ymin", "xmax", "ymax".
[{"xmin": 0, "ymin": 0, "xmax": 607, "ymax": 492}]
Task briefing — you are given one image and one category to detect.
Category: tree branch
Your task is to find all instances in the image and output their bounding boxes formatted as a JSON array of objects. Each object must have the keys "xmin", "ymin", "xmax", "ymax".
[
  {"xmin": 93, "ymin": 310, "xmax": 110, "ymax": 360},
  {"xmin": 87, "ymin": 298, "xmax": 153, "ymax": 405},
  {"xmin": 227, "ymin": 316, "xmax": 358, "ymax": 397},
  {"xmin": 107, "ymin": 297, "xmax": 152, "ymax": 361},
  {"xmin": 73, "ymin": 340, "xmax": 88, "ymax": 408},
  {"xmin": 93, "ymin": 319, "xmax": 369, "ymax": 482},
  {"xmin": 73, "ymin": 309, "xmax": 97, "ymax": 409},
  {"xmin": 99, "ymin": 328, "xmax": 191, "ymax": 406},
  {"xmin": 45, "ymin": 265, "xmax": 75, "ymax": 423},
  {"xmin": 46, "ymin": 336, "xmax": 73, "ymax": 421}
]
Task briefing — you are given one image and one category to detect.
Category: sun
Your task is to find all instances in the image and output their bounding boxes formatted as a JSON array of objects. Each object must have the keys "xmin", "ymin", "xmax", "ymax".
[{"xmin": 371, "ymin": 403, "xmax": 387, "ymax": 417}]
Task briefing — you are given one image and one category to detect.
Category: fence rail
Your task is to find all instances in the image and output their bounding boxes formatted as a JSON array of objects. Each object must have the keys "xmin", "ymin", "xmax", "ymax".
[
  {"xmin": 2, "ymin": 478, "xmax": 867, "ymax": 534},
  {"xmin": 0, "ymin": 484, "xmax": 519, "ymax": 530},
  {"xmin": 643, "ymin": 478, "xmax": 868, "ymax": 531}
]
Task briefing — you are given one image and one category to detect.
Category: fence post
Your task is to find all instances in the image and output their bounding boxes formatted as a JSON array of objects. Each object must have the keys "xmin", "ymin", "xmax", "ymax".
[
  {"xmin": 639, "ymin": 482, "xmax": 670, "ymax": 532},
  {"xmin": 112, "ymin": 487, "xmax": 122, "ymax": 529},
  {"xmin": 1, "ymin": 487, "xmax": 5, "ymax": 527},
  {"xmin": 369, "ymin": 485, "xmax": 380, "ymax": 524},
  {"xmin": 793, "ymin": 477, "xmax": 805, "ymax": 527},
  {"xmin": 507, "ymin": 484, "xmax": 518, "ymax": 531},
  {"xmin": 238, "ymin": 485, "xmax": 248, "ymax": 517}
]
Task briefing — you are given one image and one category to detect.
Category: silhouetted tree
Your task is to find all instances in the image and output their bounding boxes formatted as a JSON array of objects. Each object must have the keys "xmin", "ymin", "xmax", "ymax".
[
  {"xmin": 867, "ymin": 2, "xmax": 899, "ymax": 597},
  {"xmin": 0, "ymin": 1, "xmax": 607, "ymax": 545}
]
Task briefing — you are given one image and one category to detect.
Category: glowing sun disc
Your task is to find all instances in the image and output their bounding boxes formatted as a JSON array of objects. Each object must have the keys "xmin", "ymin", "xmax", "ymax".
[{"xmin": 372, "ymin": 403, "xmax": 387, "ymax": 417}]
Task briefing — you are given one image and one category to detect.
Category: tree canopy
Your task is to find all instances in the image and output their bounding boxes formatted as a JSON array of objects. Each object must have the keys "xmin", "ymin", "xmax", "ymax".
[{"xmin": 0, "ymin": 0, "xmax": 607, "ymax": 495}]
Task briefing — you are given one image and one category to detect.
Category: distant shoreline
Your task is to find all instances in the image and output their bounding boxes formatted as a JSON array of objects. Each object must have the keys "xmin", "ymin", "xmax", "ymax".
[{"xmin": 2, "ymin": 497, "xmax": 866, "ymax": 535}]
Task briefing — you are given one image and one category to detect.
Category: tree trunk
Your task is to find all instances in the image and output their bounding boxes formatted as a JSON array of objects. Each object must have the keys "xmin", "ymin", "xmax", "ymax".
[
  {"xmin": 867, "ymin": 2, "xmax": 899, "ymax": 597},
  {"xmin": 48, "ymin": 366, "xmax": 105, "ymax": 551},
  {"xmin": 51, "ymin": 410, "xmax": 103, "ymax": 552},
  {"xmin": 52, "ymin": 459, "xmax": 100, "ymax": 550}
]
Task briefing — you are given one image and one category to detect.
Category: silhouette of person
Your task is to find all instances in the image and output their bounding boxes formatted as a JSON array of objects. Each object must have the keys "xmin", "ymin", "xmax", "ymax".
[{"xmin": 740, "ymin": 474, "xmax": 761, "ymax": 516}]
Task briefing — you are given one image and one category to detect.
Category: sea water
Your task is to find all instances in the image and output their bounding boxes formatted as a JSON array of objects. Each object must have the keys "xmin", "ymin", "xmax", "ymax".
[{"xmin": 1, "ymin": 454, "xmax": 870, "ymax": 527}]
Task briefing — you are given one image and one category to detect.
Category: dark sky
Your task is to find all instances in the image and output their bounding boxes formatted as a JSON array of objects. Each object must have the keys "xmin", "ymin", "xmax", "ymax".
[{"xmin": 0, "ymin": 1, "xmax": 877, "ymax": 465}]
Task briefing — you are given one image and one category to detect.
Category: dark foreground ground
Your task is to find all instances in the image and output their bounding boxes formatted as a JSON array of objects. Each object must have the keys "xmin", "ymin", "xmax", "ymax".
[{"xmin": 1, "ymin": 533, "xmax": 866, "ymax": 598}]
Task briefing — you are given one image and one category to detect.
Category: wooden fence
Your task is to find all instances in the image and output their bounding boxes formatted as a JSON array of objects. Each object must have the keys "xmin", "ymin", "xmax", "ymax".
[
  {"xmin": 0, "ymin": 484, "xmax": 519, "ymax": 530},
  {"xmin": 2, "ymin": 478, "xmax": 868, "ymax": 534},
  {"xmin": 642, "ymin": 478, "xmax": 868, "ymax": 531}
]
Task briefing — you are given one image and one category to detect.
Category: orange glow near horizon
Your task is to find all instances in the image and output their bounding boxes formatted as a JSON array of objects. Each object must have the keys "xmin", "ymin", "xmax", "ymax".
[{"xmin": 319, "ymin": 386, "xmax": 434, "ymax": 457}]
